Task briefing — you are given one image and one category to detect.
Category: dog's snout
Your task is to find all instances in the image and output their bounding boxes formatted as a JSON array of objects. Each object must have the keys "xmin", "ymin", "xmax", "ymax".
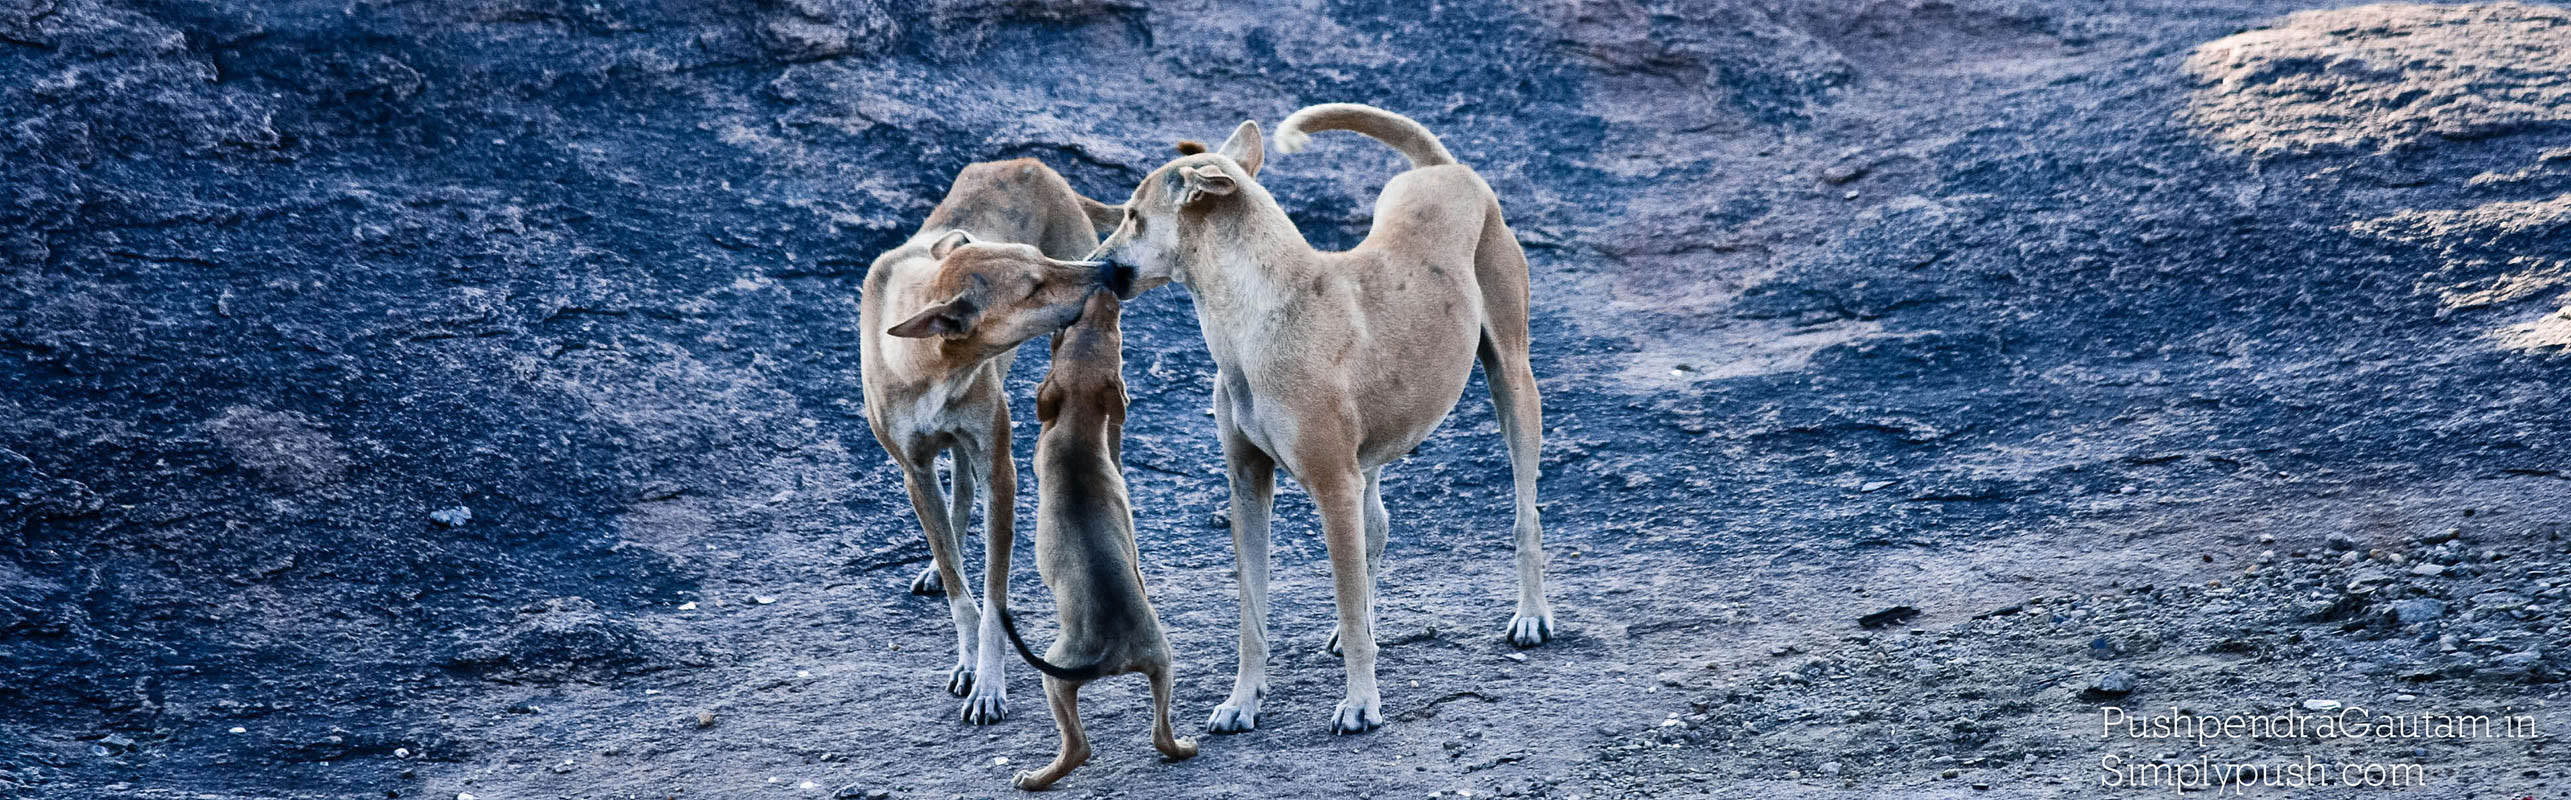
[{"xmin": 1080, "ymin": 258, "xmax": 1137, "ymax": 299}]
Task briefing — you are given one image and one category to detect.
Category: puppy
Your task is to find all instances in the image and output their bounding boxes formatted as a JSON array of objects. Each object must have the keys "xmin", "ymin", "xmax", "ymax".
[
  {"xmin": 858, "ymin": 158, "xmax": 1120, "ymax": 723},
  {"xmin": 919, "ymin": 104, "xmax": 1554, "ymax": 735},
  {"xmin": 998, "ymin": 290, "xmax": 1196, "ymax": 791}
]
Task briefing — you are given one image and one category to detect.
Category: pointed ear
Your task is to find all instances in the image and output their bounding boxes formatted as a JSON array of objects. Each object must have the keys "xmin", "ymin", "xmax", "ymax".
[
  {"xmin": 1034, "ymin": 376, "xmax": 1065, "ymax": 424},
  {"xmin": 930, "ymin": 230, "xmax": 973, "ymax": 260},
  {"xmin": 1179, "ymin": 164, "xmax": 1237, "ymax": 206},
  {"xmin": 1174, "ymin": 140, "xmax": 1208, "ymax": 155},
  {"xmin": 886, "ymin": 296, "xmax": 976, "ymax": 339},
  {"xmin": 1077, "ymin": 195, "xmax": 1125, "ymax": 235},
  {"xmin": 1217, "ymin": 120, "xmax": 1263, "ymax": 176}
]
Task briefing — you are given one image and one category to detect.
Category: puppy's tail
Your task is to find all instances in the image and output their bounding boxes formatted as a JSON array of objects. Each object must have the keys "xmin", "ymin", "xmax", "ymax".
[
  {"xmin": 997, "ymin": 606, "xmax": 1110, "ymax": 682},
  {"xmin": 1273, "ymin": 103, "xmax": 1458, "ymax": 169}
]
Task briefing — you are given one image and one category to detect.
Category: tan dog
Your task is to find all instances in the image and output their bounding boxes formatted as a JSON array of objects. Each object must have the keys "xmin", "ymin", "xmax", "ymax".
[
  {"xmin": 914, "ymin": 104, "xmax": 1553, "ymax": 736},
  {"xmin": 858, "ymin": 158, "xmax": 1121, "ymax": 723},
  {"xmin": 996, "ymin": 291, "xmax": 1197, "ymax": 791}
]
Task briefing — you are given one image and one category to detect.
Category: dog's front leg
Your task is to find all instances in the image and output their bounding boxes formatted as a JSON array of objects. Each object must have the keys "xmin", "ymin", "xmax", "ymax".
[
  {"xmin": 1308, "ymin": 466, "xmax": 1383, "ymax": 734},
  {"xmin": 963, "ymin": 414, "xmax": 1015, "ymax": 724},
  {"xmin": 898, "ymin": 458, "xmax": 980, "ymax": 698},
  {"xmin": 1207, "ymin": 414, "xmax": 1275, "ymax": 735}
]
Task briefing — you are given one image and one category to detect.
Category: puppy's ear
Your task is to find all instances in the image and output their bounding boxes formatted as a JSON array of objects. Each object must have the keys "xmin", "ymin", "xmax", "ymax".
[
  {"xmin": 1216, "ymin": 120, "xmax": 1263, "ymax": 176},
  {"xmin": 930, "ymin": 229, "xmax": 974, "ymax": 259},
  {"xmin": 1077, "ymin": 195, "xmax": 1125, "ymax": 235},
  {"xmin": 1178, "ymin": 164, "xmax": 1237, "ymax": 206},
  {"xmin": 1174, "ymin": 140, "xmax": 1208, "ymax": 155},
  {"xmin": 887, "ymin": 294, "xmax": 977, "ymax": 339},
  {"xmin": 1034, "ymin": 376, "xmax": 1065, "ymax": 424}
]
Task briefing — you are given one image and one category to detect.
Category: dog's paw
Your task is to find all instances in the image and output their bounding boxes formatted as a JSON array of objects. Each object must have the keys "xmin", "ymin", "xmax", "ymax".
[
  {"xmin": 1011, "ymin": 770, "xmax": 1055, "ymax": 792},
  {"xmin": 945, "ymin": 663, "xmax": 976, "ymax": 697},
  {"xmin": 961, "ymin": 686, "xmax": 1009, "ymax": 725},
  {"xmin": 1505, "ymin": 613, "xmax": 1555, "ymax": 648},
  {"xmin": 909, "ymin": 565, "xmax": 943, "ymax": 596},
  {"xmin": 1328, "ymin": 695, "xmax": 1383, "ymax": 735},
  {"xmin": 1206, "ymin": 698, "xmax": 1261, "ymax": 734},
  {"xmin": 1160, "ymin": 736, "xmax": 1200, "ymax": 761}
]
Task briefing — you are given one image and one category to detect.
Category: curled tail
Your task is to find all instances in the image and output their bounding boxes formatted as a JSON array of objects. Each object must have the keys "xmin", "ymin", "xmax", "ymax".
[
  {"xmin": 997, "ymin": 606, "xmax": 1109, "ymax": 682},
  {"xmin": 1273, "ymin": 103, "xmax": 1458, "ymax": 169}
]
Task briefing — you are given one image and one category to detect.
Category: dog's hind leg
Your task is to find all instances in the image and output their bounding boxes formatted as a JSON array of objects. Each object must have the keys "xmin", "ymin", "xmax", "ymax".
[
  {"xmin": 1012, "ymin": 677, "xmax": 1088, "ymax": 791},
  {"xmin": 962, "ymin": 416, "xmax": 1016, "ymax": 724},
  {"xmin": 1474, "ymin": 207, "xmax": 1554, "ymax": 648},
  {"xmin": 1328, "ymin": 466, "xmax": 1388, "ymax": 658},
  {"xmin": 1148, "ymin": 664, "xmax": 1199, "ymax": 760},
  {"xmin": 1207, "ymin": 398, "xmax": 1276, "ymax": 735},
  {"xmin": 899, "ymin": 456, "xmax": 983, "ymax": 696}
]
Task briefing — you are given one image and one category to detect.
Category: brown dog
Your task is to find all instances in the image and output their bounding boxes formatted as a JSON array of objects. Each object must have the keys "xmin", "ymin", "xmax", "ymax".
[
  {"xmin": 997, "ymin": 291, "xmax": 1196, "ymax": 791},
  {"xmin": 858, "ymin": 158, "xmax": 1119, "ymax": 723},
  {"xmin": 908, "ymin": 104, "xmax": 1554, "ymax": 735}
]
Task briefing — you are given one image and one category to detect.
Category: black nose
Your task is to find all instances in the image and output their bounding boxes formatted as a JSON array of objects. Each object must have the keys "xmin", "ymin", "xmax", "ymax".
[{"xmin": 1093, "ymin": 258, "xmax": 1135, "ymax": 298}]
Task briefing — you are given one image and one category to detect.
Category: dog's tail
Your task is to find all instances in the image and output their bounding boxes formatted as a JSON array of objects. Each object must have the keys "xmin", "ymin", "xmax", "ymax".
[
  {"xmin": 1273, "ymin": 103, "xmax": 1458, "ymax": 169},
  {"xmin": 997, "ymin": 606, "xmax": 1110, "ymax": 682}
]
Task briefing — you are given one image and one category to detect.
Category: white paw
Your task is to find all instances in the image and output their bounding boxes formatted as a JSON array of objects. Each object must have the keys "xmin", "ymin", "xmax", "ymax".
[
  {"xmin": 909, "ymin": 566, "xmax": 943, "ymax": 595},
  {"xmin": 961, "ymin": 684, "xmax": 1009, "ymax": 725},
  {"xmin": 1207, "ymin": 692, "xmax": 1262, "ymax": 734},
  {"xmin": 945, "ymin": 662, "xmax": 975, "ymax": 697},
  {"xmin": 1328, "ymin": 694, "xmax": 1382, "ymax": 735},
  {"xmin": 1505, "ymin": 613, "xmax": 1554, "ymax": 648}
]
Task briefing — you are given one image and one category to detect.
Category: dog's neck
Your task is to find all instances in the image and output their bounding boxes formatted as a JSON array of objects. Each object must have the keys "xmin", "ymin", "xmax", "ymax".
[{"xmin": 1171, "ymin": 185, "xmax": 1312, "ymax": 313}]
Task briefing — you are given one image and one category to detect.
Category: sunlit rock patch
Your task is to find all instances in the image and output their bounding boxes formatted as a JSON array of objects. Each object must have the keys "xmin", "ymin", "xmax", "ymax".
[{"xmin": 2182, "ymin": 2, "xmax": 2571, "ymax": 157}]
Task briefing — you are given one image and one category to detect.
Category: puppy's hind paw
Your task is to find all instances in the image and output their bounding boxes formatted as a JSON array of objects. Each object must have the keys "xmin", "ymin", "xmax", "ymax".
[
  {"xmin": 1505, "ymin": 613, "xmax": 1554, "ymax": 648},
  {"xmin": 1012, "ymin": 770, "xmax": 1056, "ymax": 792},
  {"xmin": 1206, "ymin": 700, "xmax": 1260, "ymax": 735},
  {"xmin": 1159, "ymin": 736, "xmax": 1200, "ymax": 761},
  {"xmin": 961, "ymin": 687, "xmax": 1009, "ymax": 725},
  {"xmin": 909, "ymin": 566, "xmax": 944, "ymax": 596},
  {"xmin": 945, "ymin": 663, "xmax": 975, "ymax": 697},
  {"xmin": 1328, "ymin": 695, "xmax": 1382, "ymax": 735}
]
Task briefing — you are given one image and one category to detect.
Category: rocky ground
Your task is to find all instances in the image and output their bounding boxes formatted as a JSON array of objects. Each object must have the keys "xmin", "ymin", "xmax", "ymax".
[{"xmin": 5, "ymin": 0, "xmax": 2570, "ymax": 798}]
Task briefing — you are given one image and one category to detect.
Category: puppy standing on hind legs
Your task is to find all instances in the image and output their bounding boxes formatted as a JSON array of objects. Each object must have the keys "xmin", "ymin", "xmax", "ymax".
[{"xmin": 996, "ymin": 290, "xmax": 1197, "ymax": 791}]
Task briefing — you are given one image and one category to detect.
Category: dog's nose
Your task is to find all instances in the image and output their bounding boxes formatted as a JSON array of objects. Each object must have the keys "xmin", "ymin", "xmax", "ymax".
[{"xmin": 1083, "ymin": 258, "xmax": 1137, "ymax": 299}]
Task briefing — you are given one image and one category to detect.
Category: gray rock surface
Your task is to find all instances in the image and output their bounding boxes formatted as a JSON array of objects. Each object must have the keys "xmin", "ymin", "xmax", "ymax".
[{"xmin": 5, "ymin": 1, "xmax": 2569, "ymax": 798}]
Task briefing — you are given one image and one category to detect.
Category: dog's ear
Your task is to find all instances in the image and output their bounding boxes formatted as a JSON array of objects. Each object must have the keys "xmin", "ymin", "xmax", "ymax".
[
  {"xmin": 886, "ymin": 295, "xmax": 977, "ymax": 339},
  {"xmin": 1077, "ymin": 195, "xmax": 1125, "ymax": 235},
  {"xmin": 1034, "ymin": 376, "xmax": 1065, "ymax": 424},
  {"xmin": 1216, "ymin": 120, "xmax": 1263, "ymax": 176},
  {"xmin": 1174, "ymin": 140, "xmax": 1207, "ymax": 155},
  {"xmin": 929, "ymin": 229, "xmax": 974, "ymax": 260},
  {"xmin": 1178, "ymin": 164, "xmax": 1238, "ymax": 206}
]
